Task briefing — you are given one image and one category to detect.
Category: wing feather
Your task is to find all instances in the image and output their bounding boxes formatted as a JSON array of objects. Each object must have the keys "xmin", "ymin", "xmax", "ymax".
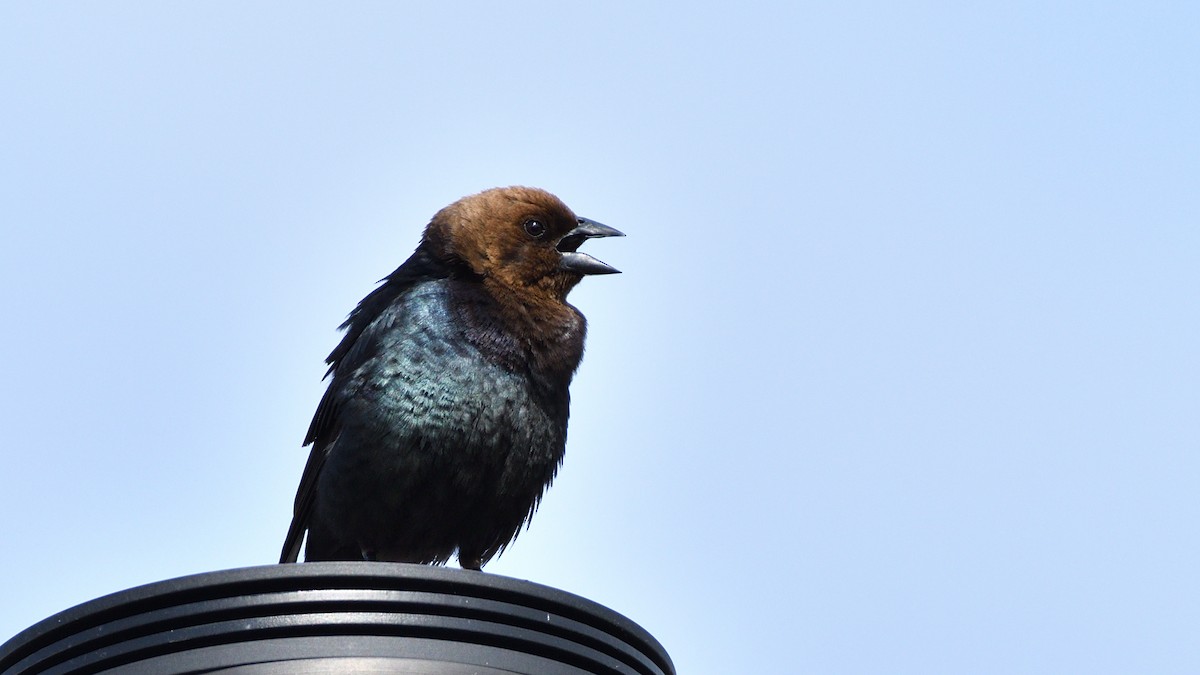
[{"xmin": 279, "ymin": 246, "xmax": 451, "ymax": 563}]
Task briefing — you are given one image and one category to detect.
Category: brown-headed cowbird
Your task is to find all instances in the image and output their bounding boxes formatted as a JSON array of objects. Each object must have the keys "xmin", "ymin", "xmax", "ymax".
[{"xmin": 280, "ymin": 186, "xmax": 622, "ymax": 569}]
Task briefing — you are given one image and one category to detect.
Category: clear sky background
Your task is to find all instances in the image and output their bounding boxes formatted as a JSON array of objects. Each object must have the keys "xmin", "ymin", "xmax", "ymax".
[{"xmin": 1, "ymin": 3, "xmax": 1197, "ymax": 673}]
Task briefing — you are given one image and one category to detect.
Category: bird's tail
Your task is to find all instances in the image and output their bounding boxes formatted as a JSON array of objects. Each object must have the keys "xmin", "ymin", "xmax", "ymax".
[{"xmin": 280, "ymin": 518, "xmax": 305, "ymax": 563}]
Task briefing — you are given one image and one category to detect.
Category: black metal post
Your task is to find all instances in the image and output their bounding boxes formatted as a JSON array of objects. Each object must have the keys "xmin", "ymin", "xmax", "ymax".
[{"xmin": 0, "ymin": 563, "xmax": 674, "ymax": 675}]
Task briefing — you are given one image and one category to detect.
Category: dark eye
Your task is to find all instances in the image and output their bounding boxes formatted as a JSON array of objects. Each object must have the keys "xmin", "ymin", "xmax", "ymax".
[{"xmin": 523, "ymin": 218, "xmax": 547, "ymax": 239}]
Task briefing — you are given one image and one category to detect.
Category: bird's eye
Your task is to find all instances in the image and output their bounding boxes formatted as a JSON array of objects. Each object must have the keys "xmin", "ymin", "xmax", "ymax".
[{"xmin": 523, "ymin": 219, "xmax": 547, "ymax": 239}]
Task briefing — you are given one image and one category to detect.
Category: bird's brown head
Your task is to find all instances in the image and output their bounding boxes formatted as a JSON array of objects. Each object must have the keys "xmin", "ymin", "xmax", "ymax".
[{"xmin": 423, "ymin": 186, "xmax": 623, "ymax": 300}]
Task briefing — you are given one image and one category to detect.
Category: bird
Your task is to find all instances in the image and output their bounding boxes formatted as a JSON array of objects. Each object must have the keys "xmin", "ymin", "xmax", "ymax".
[{"xmin": 280, "ymin": 186, "xmax": 622, "ymax": 570}]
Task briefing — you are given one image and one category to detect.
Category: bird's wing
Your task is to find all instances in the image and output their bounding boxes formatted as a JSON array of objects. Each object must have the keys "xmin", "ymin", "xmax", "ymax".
[{"xmin": 279, "ymin": 247, "xmax": 451, "ymax": 563}]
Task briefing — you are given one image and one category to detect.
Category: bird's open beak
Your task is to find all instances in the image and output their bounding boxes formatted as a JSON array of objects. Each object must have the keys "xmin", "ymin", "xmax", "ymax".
[{"xmin": 557, "ymin": 218, "xmax": 624, "ymax": 275}]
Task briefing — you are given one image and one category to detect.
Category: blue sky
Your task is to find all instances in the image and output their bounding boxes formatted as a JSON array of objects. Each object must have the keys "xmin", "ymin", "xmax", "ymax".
[{"xmin": 1, "ymin": 3, "xmax": 1197, "ymax": 673}]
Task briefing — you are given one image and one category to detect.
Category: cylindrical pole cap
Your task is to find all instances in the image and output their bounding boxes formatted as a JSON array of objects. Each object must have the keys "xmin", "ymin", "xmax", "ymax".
[{"xmin": 0, "ymin": 562, "xmax": 674, "ymax": 675}]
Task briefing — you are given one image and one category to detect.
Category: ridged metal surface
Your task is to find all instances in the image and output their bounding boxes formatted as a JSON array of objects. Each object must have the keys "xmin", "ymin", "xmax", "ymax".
[{"xmin": 0, "ymin": 563, "xmax": 673, "ymax": 675}]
